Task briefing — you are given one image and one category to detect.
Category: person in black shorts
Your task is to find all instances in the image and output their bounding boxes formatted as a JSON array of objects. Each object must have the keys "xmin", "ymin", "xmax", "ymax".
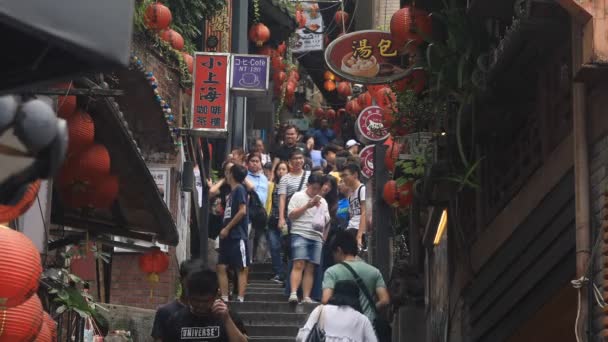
[
  {"xmin": 217, "ymin": 164, "xmax": 250, "ymax": 302},
  {"xmin": 163, "ymin": 268, "xmax": 247, "ymax": 342}
]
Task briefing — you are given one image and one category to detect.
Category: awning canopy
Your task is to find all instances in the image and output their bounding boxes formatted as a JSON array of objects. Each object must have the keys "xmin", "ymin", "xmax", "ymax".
[{"xmin": 0, "ymin": 0, "xmax": 133, "ymax": 93}]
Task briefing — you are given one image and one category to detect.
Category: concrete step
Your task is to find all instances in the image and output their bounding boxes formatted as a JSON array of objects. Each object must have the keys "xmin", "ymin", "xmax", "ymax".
[
  {"xmin": 246, "ymin": 325, "xmax": 301, "ymax": 338},
  {"xmin": 249, "ymin": 263, "xmax": 274, "ymax": 273},
  {"xmin": 229, "ymin": 301, "xmax": 317, "ymax": 314},
  {"xmin": 248, "ymin": 271, "xmax": 275, "ymax": 281},
  {"xmin": 249, "ymin": 337, "xmax": 295, "ymax": 342},
  {"xmin": 240, "ymin": 312, "xmax": 308, "ymax": 326},
  {"xmin": 245, "ymin": 292, "xmax": 287, "ymax": 302},
  {"xmin": 248, "ymin": 281, "xmax": 284, "ymax": 288},
  {"xmin": 247, "ymin": 287, "xmax": 285, "ymax": 294}
]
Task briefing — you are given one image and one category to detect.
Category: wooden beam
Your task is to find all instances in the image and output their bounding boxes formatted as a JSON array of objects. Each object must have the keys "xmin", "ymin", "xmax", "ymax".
[
  {"xmin": 24, "ymin": 87, "xmax": 124, "ymax": 96},
  {"xmin": 556, "ymin": 0, "xmax": 593, "ymax": 24}
]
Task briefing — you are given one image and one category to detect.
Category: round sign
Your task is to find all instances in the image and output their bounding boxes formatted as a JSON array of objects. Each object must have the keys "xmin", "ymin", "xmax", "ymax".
[
  {"xmin": 355, "ymin": 106, "xmax": 390, "ymax": 145},
  {"xmin": 359, "ymin": 145, "xmax": 375, "ymax": 179}
]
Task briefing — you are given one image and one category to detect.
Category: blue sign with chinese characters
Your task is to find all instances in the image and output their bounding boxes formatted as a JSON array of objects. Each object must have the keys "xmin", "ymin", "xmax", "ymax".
[{"xmin": 230, "ymin": 54, "xmax": 270, "ymax": 95}]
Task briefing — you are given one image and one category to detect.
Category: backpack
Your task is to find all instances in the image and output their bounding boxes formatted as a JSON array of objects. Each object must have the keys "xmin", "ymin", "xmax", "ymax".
[{"xmin": 249, "ymin": 191, "xmax": 268, "ymax": 230}]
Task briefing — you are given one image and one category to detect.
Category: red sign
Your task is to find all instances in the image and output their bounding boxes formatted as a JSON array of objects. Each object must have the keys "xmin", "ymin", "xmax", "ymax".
[
  {"xmin": 324, "ymin": 30, "xmax": 414, "ymax": 84},
  {"xmin": 359, "ymin": 145, "xmax": 375, "ymax": 179},
  {"xmin": 355, "ymin": 106, "xmax": 390, "ymax": 144},
  {"xmin": 191, "ymin": 53, "xmax": 230, "ymax": 134},
  {"xmin": 205, "ymin": 0, "xmax": 232, "ymax": 52}
]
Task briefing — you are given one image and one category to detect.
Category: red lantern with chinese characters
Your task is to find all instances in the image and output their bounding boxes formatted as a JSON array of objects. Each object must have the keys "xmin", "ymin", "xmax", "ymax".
[
  {"xmin": 323, "ymin": 71, "xmax": 335, "ymax": 81},
  {"xmin": 358, "ymin": 91, "xmax": 373, "ymax": 108},
  {"xmin": 248, "ymin": 23, "xmax": 271, "ymax": 47},
  {"xmin": 139, "ymin": 247, "xmax": 170, "ymax": 286},
  {"xmin": 0, "ymin": 294, "xmax": 43, "ymax": 341},
  {"xmin": 182, "ymin": 53, "xmax": 193, "ymax": 74},
  {"xmin": 390, "ymin": 6, "xmax": 432, "ymax": 52},
  {"xmin": 337, "ymin": 82, "xmax": 352, "ymax": 97},
  {"xmin": 160, "ymin": 29, "xmax": 185, "ymax": 51},
  {"xmin": 335, "ymin": 11, "xmax": 350, "ymax": 26},
  {"xmin": 67, "ymin": 110, "xmax": 95, "ymax": 156},
  {"xmin": 303, "ymin": 103, "xmax": 312, "ymax": 114},
  {"xmin": 0, "ymin": 227, "xmax": 42, "ymax": 309},
  {"xmin": 324, "ymin": 80, "xmax": 336, "ymax": 92},
  {"xmin": 326, "ymin": 109, "xmax": 336, "ymax": 120},
  {"xmin": 144, "ymin": 3, "xmax": 172, "ymax": 31},
  {"xmin": 89, "ymin": 175, "xmax": 119, "ymax": 209}
]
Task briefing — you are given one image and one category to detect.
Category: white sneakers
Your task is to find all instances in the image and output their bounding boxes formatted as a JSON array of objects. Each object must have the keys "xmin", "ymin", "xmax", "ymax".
[{"xmin": 288, "ymin": 292, "xmax": 299, "ymax": 303}]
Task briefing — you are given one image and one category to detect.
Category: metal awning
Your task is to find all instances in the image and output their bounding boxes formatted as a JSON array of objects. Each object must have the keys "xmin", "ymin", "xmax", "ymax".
[
  {"xmin": 50, "ymin": 79, "xmax": 179, "ymax": 246},
  {"xmin": 0, "ymin": 0, "xmax": 133, "ymax": 93}
]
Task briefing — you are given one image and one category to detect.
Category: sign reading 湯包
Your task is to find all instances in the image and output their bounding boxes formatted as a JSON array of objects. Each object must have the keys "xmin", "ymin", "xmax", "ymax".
[
  {"xmin": 230, "ymin": 54, "xmax": 270, "ymax": 95},
  {"xmin": 325, "ymin": 30, "xmax": 414, "ymax": 84},
  {"xmin": 292, "ymin": 2, "xmax": 324, "ymax": 53},
  {"xmin": 191, "ymin": 53, "xmax": 230, "ymax": 135}
]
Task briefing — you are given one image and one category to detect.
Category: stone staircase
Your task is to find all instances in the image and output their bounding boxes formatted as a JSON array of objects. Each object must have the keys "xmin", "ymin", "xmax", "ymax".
[{"xmin": 229, "ymin": 263, "xmax": 318, "ymax": 341}]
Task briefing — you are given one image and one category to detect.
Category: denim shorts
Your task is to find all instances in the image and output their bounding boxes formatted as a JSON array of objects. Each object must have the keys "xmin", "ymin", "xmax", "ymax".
[{"xmin": 291, "ymin": 234, "xmax": 322, "ymax": 265}]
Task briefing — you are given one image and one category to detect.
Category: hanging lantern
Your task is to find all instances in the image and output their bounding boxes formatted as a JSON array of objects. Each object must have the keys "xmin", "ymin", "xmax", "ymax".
[
  {"xmin": 326, "ymin": 109, "xmax": 336, "ymax": 120},
  {"xmin": 0, "ymin": 180, "xmax": 41, "ymax": 223},
  {"xmin": 0, "ymin": 294, "xmax": 43, "ymax": 341},
  {"xmin": 296, "ymin": 10, "xmax": 307, "ymax": 29},
  {"xmin": 144, "ymin": 3, "xmax": 172, "ymax": 31},
  {"xmin": 89, "ymin": 175, "xmax": 119, "ymax": 209},
  {"xmin": 289, "ymin": 70, "xmax": 300, "ymax": 82},
  {"xmin": 314, "ymin": 107, "xmax": 325, "ymax": 118},
  {"xmin": 67, "ymin": 110, "xmax": 95, "ymax": 156},
  {"xmin": 0, "ymin": 227, "xmax": 42, "ymax": 309},
  {"xmin": 383, "ymin": 180, "xmax": 399, "ymax": 206},
  {"xmin": 390, "ymin": 6, "xmax": 432, "ymax": 52},
  {"xmin": 358, "ymin": 91, "xmax": 373, "ymax": 108},
  {"xmin": 43, "ymin": 313, "xmax": 57, "ymax": 342},
  {"xmin": 58, "ymin": 173, "xmax": 95, "ymax": 209},
  {"xmin": 337, "ymin": 82, "xmax": 352, "ymax": 97},
  {"xmin": 303, "ymin": 103, "xmax": 312, "ymax": 114},
  {"xmin": 181, "ymin": 53, "xmax": 193, "ymax": 74},
  {"xmin": 323, "ymin": 71, "xmax": 335, "ymax": 81},
  {"xmin": 286, "ymin": 81, "xmax": 297, "ymax": 96},
  {"xmin": 139, "ymin": 247, "xmax": 170, "ymax": 297},
  {"xmin": 398, "ymin": 181, "xmax": 414, "ymax": 207},
  {"xmin": 366, "ymin": 84, "xmax": 386, "ymax": 97},
  {"xmin": 248, "ymin": 23, "xmax": 271, "ymax": 47},
  {"xmin": 76, "ymin": 144, "xmax": 111, "ymax": 177},
  {"xmin": 335, "ymin": 10, "xmax": 350, "ymax": 26},
  {"xmin": 34, "ymin": 318, "xmax": 52, "ymax": 342},
  {"xmin": 384, "ymin": 139, "xmax": 402, "ymax": 172},
  {"xmin": 57, "ymin": 95, "xmax": 77, "ymax": 119},
  {"xmin": 160, "ymin": 29, "xmax": 185, "ymax": 51},
  {"xmin": 383, "ymin": 180, "xmax": 413, "ymax": 207},
  {"xmin": 345, "ymin": 100, "xmax": 361, "ymax": 115},
  {"xmin": 273, "ymin": 71, "xmax": 287, "ymax": 84},
  {"xmin": 324, "ymin": 80, "xmax": 336, "ymax": 92},
  {"xmin": 277, "ymin": 41, "xmax": 287, "ymax": 56},
  {"xmin": 374, "ymin": 86, "xmax": 397, "ymax": 111},
  {"xmin": 271, "ymin": 56, "xmax": 285, "ymax": 70}
]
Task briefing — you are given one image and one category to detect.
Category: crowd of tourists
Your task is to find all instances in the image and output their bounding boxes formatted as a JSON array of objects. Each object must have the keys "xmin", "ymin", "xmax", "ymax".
[{"xmin": 150, "ymin": 122, "xmax": 390, "ymax": 341}]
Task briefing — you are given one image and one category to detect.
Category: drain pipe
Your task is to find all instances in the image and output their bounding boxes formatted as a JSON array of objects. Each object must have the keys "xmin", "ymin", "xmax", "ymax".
[{"xmin": 572, "ymin": 22, "xmax": 591, "ymax": 341}]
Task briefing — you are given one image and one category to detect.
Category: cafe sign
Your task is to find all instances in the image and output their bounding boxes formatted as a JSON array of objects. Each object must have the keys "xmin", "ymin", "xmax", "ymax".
[
  {"xmin": 230, "ymin": 54, "xmax": 270, "ymax": 96},
  {"xmin": 325, "ymin": 30, "xmax": 413, "ymax": 84},
  {"xmin": 190, "ymin": 52, "xmax": 230, "ymax": 136}
]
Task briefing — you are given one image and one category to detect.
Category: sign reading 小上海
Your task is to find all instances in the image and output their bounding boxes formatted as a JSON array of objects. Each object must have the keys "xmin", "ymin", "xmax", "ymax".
[
  {"xmin": 191, "ymin": 53, "xmax": 230, "ymax": 135},
  {"xmin": 355, "ymin": 105, "xmax": 390, "ymax": 144},
  {"xmin": 292, "ymin": 2, "xmax": 324, "ymax": 53},
  {"xmin": 359, "ymin": 145, "xmax": 375, "ymax": 179},
  {"xmin": 230, "ymin": 54, "xmax": 270, "ymax": 95},
  {"xmin": 325, "ymin": 30, "xmax": 414, "ymax": 84}
]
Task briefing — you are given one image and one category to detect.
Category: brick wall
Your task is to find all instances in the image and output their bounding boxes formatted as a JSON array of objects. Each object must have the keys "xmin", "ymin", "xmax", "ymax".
[
  {"xmin": 374, "ymin": 0, "xmax": 401, "ymax": 30},
  {"xmin": 109, "ymin": 249, "xmax": 178, "ymax": 310}
]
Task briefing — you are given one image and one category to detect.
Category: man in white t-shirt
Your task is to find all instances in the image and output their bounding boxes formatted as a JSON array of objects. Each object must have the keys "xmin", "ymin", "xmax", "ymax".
[
  {"xmin": 340, "ymin": 163, "xmax": 366, "ymax": 249},
  {"xmin": 287, "ymin": 173, "xmax": 330, "ymax": 304}
]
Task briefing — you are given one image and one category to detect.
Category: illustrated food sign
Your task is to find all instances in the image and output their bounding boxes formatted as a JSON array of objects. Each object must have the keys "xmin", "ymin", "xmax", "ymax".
[
  {"xmin": 359, "ymin": 145, "xmax": 375, "ymax": 179},
  {"xmin": 191, "ymin": 53, "xmax": 230, "ymax": 135},
  {"xmin": 325, "ymin": 30, "xmax": 413, "ymax": 84},
  {"xmin": 355, "ymin": 106, "xmax": 390, "ymax": 145},
  {"xmin": 292, "ymin": 2, "xmax": 324, "ymax": 53},
  {"xmin": 230, "ymin": 54, "xmax": 270, "ymax": 95}
]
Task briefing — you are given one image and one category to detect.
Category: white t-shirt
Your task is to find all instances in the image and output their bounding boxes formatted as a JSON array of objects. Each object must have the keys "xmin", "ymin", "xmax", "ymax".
[
  {"xmin": 288, "ymin": 190, "xmax": 330, "ymax": 242},
  {"xmin": 296, "ymin": 305, "xmax": 378, "ymax": 342},
  {"xmin": 347, "ymin": 184, "xmax": 366, "ymax": 231}
]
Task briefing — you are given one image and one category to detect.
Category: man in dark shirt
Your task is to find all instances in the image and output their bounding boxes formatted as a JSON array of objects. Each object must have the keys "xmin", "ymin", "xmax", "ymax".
[
  {"xmin": 163, "ymin": 268, "xmax": 248, "ymax": 342},
  {"xmin": 271, "ymin": 125, "xmax": 307, "ymax": 180},
  {"xmin": 312, "ymin": 119, "xmax": 336, "ymax": 147},
  {"xmin": 151, "ymin": 259, "xmax": 205, "ymax": 341},
  {"xmin": 217, "ymin": 164, "xmax": 250, "ymax": 302}
]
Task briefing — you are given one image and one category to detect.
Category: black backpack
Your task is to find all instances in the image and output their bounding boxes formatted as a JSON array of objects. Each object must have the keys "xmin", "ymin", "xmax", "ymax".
[{"xmin": 248, "ymin": 191, "xmax": 268, "ymax": 230}]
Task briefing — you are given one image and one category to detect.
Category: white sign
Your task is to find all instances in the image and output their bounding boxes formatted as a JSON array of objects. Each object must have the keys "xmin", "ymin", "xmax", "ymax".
[
  {"xmin": 292, "ymin": 2, "xmax": 324, "ymax": 53},
  {"xmin": 149, "ymin": 167, "xmax": 171, "ymax": 207}
]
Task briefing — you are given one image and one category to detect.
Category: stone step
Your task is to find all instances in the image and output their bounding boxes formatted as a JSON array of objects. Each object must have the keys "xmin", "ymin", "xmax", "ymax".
[
  {"xmin": 249, "ymin": 263, "xmax": 274, "ymax": 273},
  {"xmin": 248, "ymin": 281, "xmax": 284, "ymax": 288},
  {"xmin": 247, "ymin": 287, "xmax": 285, "ymax": 294},
  {"xmin": 247, "ymin": 271, "xmax": 275, "ymax": 281},
  {"xmin": 229, "ymin": 301, "xmax": 317, "ymax": 314},
  {"xmin": 245, "ymin": 292, "xmax": 287, "ymax": 302},
  {"xmin": 240, "ymin": 312, "xmax": 308, "ymax": 326},
  {"xmin": 246, "ymin": 325, "xmax": 301, "ymax": 338},
  {"xmin": 249, "ymin": 337, "xmax": 295, "ymax": 342}
]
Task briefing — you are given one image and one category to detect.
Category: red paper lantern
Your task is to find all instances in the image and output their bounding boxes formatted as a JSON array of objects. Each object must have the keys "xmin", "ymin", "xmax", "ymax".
[
  {"xmin": 296, "ymin": 10, "xmax": 307, "ymax": 28},
  {"xmin": 77, "ymin": 144, "xmax": 111, "ymax": 177},
  {"xmin": 89, "ymin": 174, "xmax": 119, "ymax": 209},
  {"xmin": 390, "ymin": 6, "xmax": 432, "ymax": 52},
  {"xmin": 34, "ymin": 318, "xmax": 52, "ymax": 342},
  {"xmin": 271, "ymin": 56, "xmax": 286, "ymax": 70},
  {"xmin": 43, "ymin": 312, "xmax": 57, "ymax": 342},
  {"xmin": 366, "ymin": 84, "xmax": 385, "ymax": 97},
  {"xmin": 374, "ymin": 86, "xmax": 397, "ymax": 111},
  {"xmin": 335, "ymin": 10, "xmax": 350, "ymax": 26},
  {"xmin": 323, "ymin": 71, "xmax": 335, "ymax": 81},
  {"xmin": 324, "ymin": 80, "xmax": 336, "ymax": 92},
  {"xmin": 160, "ymin": 29, "xmax": 184, "ymax": 51},
  {"xmin": 383, "ymin": 180, "xmax": 413, "ymax": 207},
  {"xmin": 58, "ymin": 172, "xmax": 95, "ymax": 209},
  {"xmin": 277, "ymin": 41, "xmax": 287, "ymax": 56},
  {"xmin": 248, "ymin": 23, "xmax": 271, "ymax": 47},
  {"xmin": 57, "ymin": 95, "xmax": 77, "ymax": 119},
  {"xmin": 303, "ymin": 103, "xmax": 312, "ymax": 113},
  {"xmin": 0, "ymin": 180, "xmax": 41, "ymax": 223},
  {"xmin": 358, "ymin": 91, "xmax": 373, "ymax": 108},
  {"xmin": 0, "ymin": 294, "xmax": 43, "ymax": 341},
  {"xmin": 337, "ymin": 82, "xmax": 352, "ymax": 97},
  {"xmin": 314, "ymin": 107, "xmax": 325, "ymax": 118},
  {"xmin": 274, "ymin": 71, "xmax": 287, "ymax": 84},
  {"xmin": 67, "ymin": 110, "xmax": 95, "ymax": 156},
  {"xmin": 346, "ymin": 100, "xmax": 361, "ymax": 116},
  {"xmin": 289, "ymin": 70, "xmax": 300, "ymax": 82},
  {"xmin": 326, "ymin": 109, "xmax": 336, "ymax": 120},
  {"xmin": 0, "ymin": 228, "xmax": 42, "ymax": 309},
  {"xmin": 144, "ymin": 3, "xmax": 172, "ymax": 31},
  {"xmin": 182, "ymin": 53, "xmax": 193, "ymax": 74},
  {"xmin": 139, "ymin": 247, "xmax": 170, "ymax": 285},
  {"xmin": 286, "ymin": 81, "xmax": 297, "ymax": 96},
  {"xmin": 384, "ymin": 139, "xmax": 402, "ymax": 172}
]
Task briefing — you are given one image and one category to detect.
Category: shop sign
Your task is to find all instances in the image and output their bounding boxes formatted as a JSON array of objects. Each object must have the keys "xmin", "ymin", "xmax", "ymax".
[
  {"xmin": 325, "ymin": 30, "xmax": 413, "ymax": 84},
  {"xmin": 359, "ymin": 145, "xmax": 375, "ymax": 179},
  {"xmin": 230, "ymin": 54, "xmax": 270, "ymax": 95},
  {"xmin": 292, "ymin": 2, "xmax": 324, "ymax": 53},
  {"xmin": 149, "ymin": 167, "xmax": 171, "ymax": 207},
  {"xmin": 355, "ymin": 106, "xmax": 390, "ymax": 144},
  {"xmin": 205, "ymin": 0, "xmax": 232, "ymax": 52},
  {"xmin": 190, "ymin": 53, "xmax": 230, "ymax": 135}
]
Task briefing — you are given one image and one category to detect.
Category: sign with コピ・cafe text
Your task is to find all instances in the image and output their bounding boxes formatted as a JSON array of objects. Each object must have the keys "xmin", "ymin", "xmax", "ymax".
[
  {"xmin": 191, "ymin": 53, "xmax": 230, "ymax": 135},
  {"xmin": 325, "ymin": 30, "xmax": 414, "ymax": 84},
  {"xmin": 230, "ymin": 54, "xmax": 270, "ymax": 95}
]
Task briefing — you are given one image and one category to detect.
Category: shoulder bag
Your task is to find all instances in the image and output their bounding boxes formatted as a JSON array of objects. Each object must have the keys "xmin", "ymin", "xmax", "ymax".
[{"xmin": 305, "ymin": 305, "xmax": 326, "ymax": 342}]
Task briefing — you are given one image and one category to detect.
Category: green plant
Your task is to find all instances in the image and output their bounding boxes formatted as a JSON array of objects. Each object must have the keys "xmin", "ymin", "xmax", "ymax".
[
  {"xmin": 393, "ymin": 89, "xmax": 446, "ymax": 135},
  {"xmin": 395, "ymin": 155, "xmax": 427, "ymax": 185}
]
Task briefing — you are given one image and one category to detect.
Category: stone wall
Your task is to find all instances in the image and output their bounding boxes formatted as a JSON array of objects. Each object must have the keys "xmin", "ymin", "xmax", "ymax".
[{"xmin": 100, "ymin": 303, "xmax": 155, "ymax": 342}]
